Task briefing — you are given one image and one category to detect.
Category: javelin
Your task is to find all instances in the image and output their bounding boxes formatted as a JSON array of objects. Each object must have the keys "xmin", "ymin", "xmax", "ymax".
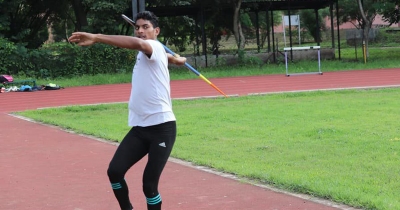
[{"xmin": 121, "ymin": 14, "xmax": 228, "ymax": 98}]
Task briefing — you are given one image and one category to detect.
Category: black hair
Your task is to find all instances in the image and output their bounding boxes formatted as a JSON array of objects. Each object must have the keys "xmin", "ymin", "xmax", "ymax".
[{"xmin": 134, "ymin": 11, "xmax": 159, "ymax": 28}]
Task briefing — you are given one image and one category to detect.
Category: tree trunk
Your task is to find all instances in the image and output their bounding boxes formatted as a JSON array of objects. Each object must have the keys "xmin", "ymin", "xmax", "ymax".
[
  {"xmin": 363, "ymin": 25, "xmax": 370, "ymax": 57},
  {"xmin": 233, "ymin": 0, "xmax": 245, "ymax": 50},
  {"xmin": 357, "ymin": 0, "xmax": 370, "ymax": 58},
  {"xmin": 71, "ymin": 0, "xmax": 88, "ymax": 31}
]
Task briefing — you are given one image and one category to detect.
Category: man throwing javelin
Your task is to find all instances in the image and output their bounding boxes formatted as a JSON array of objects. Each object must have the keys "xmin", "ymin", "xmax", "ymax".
[{"xmin": 68, "ymin": 11, "xmax": 186, "ymax": 210}]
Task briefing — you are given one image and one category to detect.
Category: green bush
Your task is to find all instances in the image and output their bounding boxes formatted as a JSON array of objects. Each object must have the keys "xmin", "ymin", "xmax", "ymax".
[
  {"xmin": 0, "ymin": 37, "xmax": 30, "ymax": 74},
  {"xmin": 0, "ymin": 39, "xmax": 137, "ymax": 79},
  {"xmin": 374, "ymin": 29, "xmax": 400, "ymax": 46}
]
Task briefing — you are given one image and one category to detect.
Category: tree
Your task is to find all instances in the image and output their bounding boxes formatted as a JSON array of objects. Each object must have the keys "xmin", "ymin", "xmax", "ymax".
[
  {"xmin": 356, "ymin": 0, "xmax": 372, "ymax": 57},
  {"xmin": 82, "ymin": 0, "xmax": 130, "ymax": 34},
  {"xmin": 338, "ymin": 0, "xmax": 383, "ymax": 58},
  {"xmin": 70, "ymin": 0, "xmax": 88, "ymax": 31},
  {"xmin": 193, "ymin": 0, "xmax": 246, "ymax": 51},
  {"xmin": 0, "ymin": 1, "xmax": 7, "ymax": 33},
  {"xmin": 0, "ymin": 0, "xmax": 71, "ymax": 48},
  {"xmin": 299, "ymin": 9, "xmax": 329, "ymax": 43},
  {"xmin": 145, "ymin": 0, "xmax": 196, "ymax": 52},
  {"xmin": 379, "ymin": 0, "xmax": 399, "ymax": 25},
  {"xmin": 248, "ymin": 10, "xmax": 281, "ymax": 49},
  {"xmin": 231, "ymin": 0, "xmax": 245, "ymax": 50},
  {"xmin": 158, "ymin": 16, "xmax": 195, "ymax": 52},
  {"xmin": 203, "ymin": 7, "xmax": 232, "ymax": 55},
  {"xmin": 0, "ymin": 0, "xmax": 136, "ymax": 47},
  {"xmin": 187, "ymin": 0, "xmax": 246, "ymax": 52}
]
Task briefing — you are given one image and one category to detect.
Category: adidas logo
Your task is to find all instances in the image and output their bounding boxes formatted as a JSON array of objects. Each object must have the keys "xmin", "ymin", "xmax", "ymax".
[{"xmin": 159, "ymin": 142, "xmax": 166, "ymax": 147}]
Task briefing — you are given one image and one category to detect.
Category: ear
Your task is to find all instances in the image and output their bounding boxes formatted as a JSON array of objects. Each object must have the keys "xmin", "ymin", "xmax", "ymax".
[{"xmin": 154, "ymin": 27, "xmax": 160, "ymax": 36}]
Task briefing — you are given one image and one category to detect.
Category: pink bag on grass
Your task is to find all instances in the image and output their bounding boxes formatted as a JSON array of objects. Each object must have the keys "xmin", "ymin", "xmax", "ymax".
[{"xmin": 0, "ymin": 75, "xmax": 13, "ymax": 83}]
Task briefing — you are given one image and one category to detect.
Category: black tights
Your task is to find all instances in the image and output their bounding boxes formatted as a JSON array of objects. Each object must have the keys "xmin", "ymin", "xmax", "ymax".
[{"xmin": 107, "ymin": 121, "xmax": 176, "ymax": 210}]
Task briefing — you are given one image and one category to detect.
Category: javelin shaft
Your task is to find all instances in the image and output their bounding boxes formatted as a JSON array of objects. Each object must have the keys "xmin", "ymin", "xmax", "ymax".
[
  {"xmin": 163, "ymin": 45, "xmax": 227, "ymax": 97},
  {"xmin": 162, "ymin": 46, "xmax": 200, "ymax": 76}
]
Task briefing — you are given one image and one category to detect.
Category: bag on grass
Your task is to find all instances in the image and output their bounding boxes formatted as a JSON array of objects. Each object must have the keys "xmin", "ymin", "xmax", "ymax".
[
  {"xmin": 44, "ymin": 83, "xmax": 63, "ymax": 90},
  {"xmin": 20, "ymin": 85, "xmax": 32, "ymax": 92},
  {"xmin": 0, "ymin": 75, "xmax": 13, "ymax": 83}
]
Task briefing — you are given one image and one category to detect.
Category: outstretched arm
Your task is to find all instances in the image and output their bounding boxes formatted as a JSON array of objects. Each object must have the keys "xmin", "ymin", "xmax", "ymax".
[
  {"xmin": 68, "ymin": 32, "xmax": 153, "ymax": 55},
  {"xmin": 167, "ymin": 53, "xmax": 187, "ymax": 66}
]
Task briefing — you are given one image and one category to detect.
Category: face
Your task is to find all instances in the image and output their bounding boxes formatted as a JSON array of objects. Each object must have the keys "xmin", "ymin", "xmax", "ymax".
[{"xmin": 134, "ymin": 19, "xmax": 160, "ymax": 40}]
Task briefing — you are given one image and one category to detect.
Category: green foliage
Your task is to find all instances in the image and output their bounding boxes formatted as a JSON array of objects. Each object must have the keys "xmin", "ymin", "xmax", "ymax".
[
  {"xmin": 0, "ymin": 41, "xmax": 136, "ymax": 78},
  {"xmin": 379, "ymin": 0, "xmax": 399, "ymax": 25},
  {"xmin": 0, "ymin": 0, "xmax": 70, "ymax": 48},
  {"xmin": 299, "ymin": 9, "xmax": 328, "ymax": 42},
  {"xmin": 0, "ymin": 8, "xmax": 7, "ymax": 31},
  {"xmin": 83, "ymin": 0, "xmax": 130, "ymax": 34},
  {"xmin": 159, "ymin": 16, "xmax": 195, "ymax": 52},
  {"xmin": 0, "ymin": 37, "xmax": 29, "ymax": 74},
  {"xmin": 237, "ymin": 48, "xmax": 263, "ymax": 66},
  {"xmin": 374, "ymin": 29, "xmax": 400, "ymax": 46},
  {"xmin": 249, "ymin": 11, "xmax": 282, "ymax": 29},
  {"xmin": 39, "ymin": 42, "xmax": 136, "ymax": 78},
  {"xmin": 248, "ymin": 11, "xmax": 282, "ymax": 48},
  {"xmin": 240, "ymin": 12, "xmax": 253, "ymax": 28},
  {"xmin": 0, "ymin": 38, "xmax": 15, "ymax": 73},
  {"xmin": 338, "ymin": 0, "xmax": 389, "ymax": 29}
]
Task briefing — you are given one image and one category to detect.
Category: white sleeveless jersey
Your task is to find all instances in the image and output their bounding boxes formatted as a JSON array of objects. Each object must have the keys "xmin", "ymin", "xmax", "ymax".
[{"xmin": 128, "ymin": 40, "xmax": 176, "ymax": 127}]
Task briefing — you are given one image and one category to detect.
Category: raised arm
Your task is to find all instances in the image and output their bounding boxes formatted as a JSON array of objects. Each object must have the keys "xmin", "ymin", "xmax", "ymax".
[{"xmin": 68, "ymin": 32, "xmax": 153, "ymax": 55}]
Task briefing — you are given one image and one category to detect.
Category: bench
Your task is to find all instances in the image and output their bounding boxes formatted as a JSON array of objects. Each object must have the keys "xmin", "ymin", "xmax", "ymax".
[{"xmin": 1, "ymin": 79, "xmax": 37, "ymax": 88}]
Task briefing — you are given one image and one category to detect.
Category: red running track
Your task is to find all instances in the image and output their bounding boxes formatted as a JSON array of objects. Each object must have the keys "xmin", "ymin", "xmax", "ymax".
[
  {"xmin": 1, "ymin": 69, "xmax": 400, "ymax": 113},
  {"xmin": 1, "ymin": 68, "xmax": 399, "ymax": 210}
]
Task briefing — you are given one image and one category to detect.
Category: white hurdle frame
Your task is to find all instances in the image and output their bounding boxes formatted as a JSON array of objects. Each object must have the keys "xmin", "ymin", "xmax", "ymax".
[{"xmin": 284, "ymin": 46, "xmax": 323, "ymax": 76}]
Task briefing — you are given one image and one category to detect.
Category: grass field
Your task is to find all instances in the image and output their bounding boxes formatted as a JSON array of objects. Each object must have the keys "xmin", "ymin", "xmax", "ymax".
[
  {"xmin": 18, "ymin": 88, "xmax": 400, "ymax": 210},
  {"xmin": 14, "ymin": 37, "xmax": 400, "ymax": 210}
]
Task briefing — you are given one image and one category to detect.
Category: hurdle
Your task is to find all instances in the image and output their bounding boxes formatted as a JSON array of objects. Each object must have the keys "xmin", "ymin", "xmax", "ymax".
[{"xmin": 284, "ymin": 46, "xmax": 323, "ymax": 76}]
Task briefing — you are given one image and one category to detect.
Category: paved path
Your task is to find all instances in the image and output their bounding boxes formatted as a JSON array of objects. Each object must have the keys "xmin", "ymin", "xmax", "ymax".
[{"xmin": 1, "ymin": 68, "xmax": 399, "ymax": 210}]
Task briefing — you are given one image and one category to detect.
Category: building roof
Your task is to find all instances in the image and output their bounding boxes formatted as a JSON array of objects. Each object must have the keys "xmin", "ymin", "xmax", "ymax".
[{"xmin": 147, "ymin": 0, "xmax": 335, "ymax": 17}]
